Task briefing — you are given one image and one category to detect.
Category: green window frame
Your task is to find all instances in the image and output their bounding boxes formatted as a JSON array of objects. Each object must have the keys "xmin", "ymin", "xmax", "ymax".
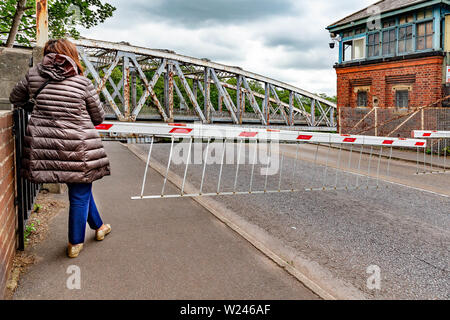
[
  {"xmin": 367, "ymin": 32, "xmax": 381, "ymax": 58},
  {"xmin": 339, "ymin": 7, "xmax": 437, "ymax": 63},
  {"xmin": 399, "ymin": 13, "xmax": 414, "ymax": 25},
  {"xmin": 398, "ymin": 25, "xmax": 413, "ymax": 53},
  {"xmin": 382, "ymin": 28, "xmax": 397, "ymax": 55},
  {"xmin": 416, "ymin": 8, "xmax": 433, "ymax": 21},
  {"xmin": 416, "ymin": 20, "xmax": 434, "ymax": 50},
  {"xmin": 383, "ymin": 20, "xmax": 395, "ymax": 28}
]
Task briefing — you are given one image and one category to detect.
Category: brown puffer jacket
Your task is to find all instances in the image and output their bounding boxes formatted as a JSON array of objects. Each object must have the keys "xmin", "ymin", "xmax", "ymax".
[{"xmin": 9, "ymin": 53, "xmax": 110, "ymax": 184}]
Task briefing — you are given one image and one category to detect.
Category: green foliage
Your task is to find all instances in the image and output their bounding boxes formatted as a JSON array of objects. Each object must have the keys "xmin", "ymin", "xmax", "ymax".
[
  {"xmin": 24, "ymin": 221, "xmax": 37, "ymax": 243},
  {"xmin": 0, "ymin": 0, "xmax": 116, "ymax": 46},
  {"xmin": 33, "ymin": 203, "xmax": 42, "ymax": 213},
  {"xmin": 317, "ymin": 93, "xmax": 337, "ymax": 104},
  {"xmin": 426, "ymin": 146, "xmax": 450, "ymax": 156},
  {"xmin": 445, "ymin": 146, "xmax": 450, "ymax": 155}
]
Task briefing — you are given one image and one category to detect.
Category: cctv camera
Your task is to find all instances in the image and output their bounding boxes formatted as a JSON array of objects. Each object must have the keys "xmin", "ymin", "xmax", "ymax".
[{"xmin": 329, "ymin": 42, "xmax": 335, "ymax": 49}]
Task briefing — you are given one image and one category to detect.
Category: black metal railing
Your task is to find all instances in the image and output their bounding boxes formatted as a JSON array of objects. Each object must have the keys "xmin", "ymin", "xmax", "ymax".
[{"xmin": 13, "ymin": 108, "xmax": 40, "ymax": 251}]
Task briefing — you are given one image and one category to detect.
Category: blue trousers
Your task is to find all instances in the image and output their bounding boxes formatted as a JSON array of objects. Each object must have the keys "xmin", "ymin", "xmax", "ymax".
[{"xmin": 67, "ymin": 183, "xmax": 103, "ymax": 245}]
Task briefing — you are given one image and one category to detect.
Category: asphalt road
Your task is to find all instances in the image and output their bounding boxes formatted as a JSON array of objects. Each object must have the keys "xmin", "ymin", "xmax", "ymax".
[{"xmin": 135, "ymin": 140, "xmax": 450, "ymax": 299}]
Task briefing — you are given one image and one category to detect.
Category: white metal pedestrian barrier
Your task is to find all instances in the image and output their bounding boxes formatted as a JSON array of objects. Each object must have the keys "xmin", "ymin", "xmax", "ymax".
[
  {"xmin": 96, "ymin": 122, "xmax": 428, "ymax": 200},
  {"xmin": 412, "ymin": 131, "xmax": 449, "ymax": 174}
]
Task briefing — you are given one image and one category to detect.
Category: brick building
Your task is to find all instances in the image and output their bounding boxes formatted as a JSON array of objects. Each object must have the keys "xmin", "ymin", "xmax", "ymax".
[{"xmin": 327, "ymin": 0, "xmax": 450, "ymax": 136}]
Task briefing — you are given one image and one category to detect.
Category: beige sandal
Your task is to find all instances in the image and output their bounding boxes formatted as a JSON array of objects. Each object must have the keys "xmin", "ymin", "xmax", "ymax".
[
  {"xmin": 67, "ymin": 243, "xmax": 83, "ymax": 258},
  {"xmin": 95, "ymin": 224, "xmax": 111, "ymax": 241}
]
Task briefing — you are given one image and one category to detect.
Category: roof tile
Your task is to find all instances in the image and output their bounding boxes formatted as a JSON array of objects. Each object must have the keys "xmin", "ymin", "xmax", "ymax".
[{"xmin": 328, "ymin": 0, "xmax": 428, "ymax": 29}]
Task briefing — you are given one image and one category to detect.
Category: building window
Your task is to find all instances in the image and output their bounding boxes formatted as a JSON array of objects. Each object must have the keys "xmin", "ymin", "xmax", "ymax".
[
  {"xmin": 417, "ymin": 8, "xmax": 433, "ymax": 20},
  {"xmin": 343, "ymin": 41, "xmax": 352, "ymax": 61},
  {"xmin": 343, "ymin": 37, "xmax": 365, "ymax": 61},
  {"xmin": 396, "ymin": 90, "xmax": 409, "ymax": 108},
  {"xmin": 382, "ymin": 29, "xmax": 397, "ymax": 55},
  {"xmin": 338, "ymin": 7, "xmax": 435, "ymax": 63},
  {"xmin": 399, "ymin": 14, "xmax": 414, "ymax": 25},
  {"xmin": 353, "ymin": 38, "xmax": 365, "ymax": 59},
  {"xmin": 416, "ymin": 21, "xmax": 433, "ymax": 50},
  {"xmin": 398, "ymin": 25, "xmax": 413, "ymax": 53},
  {"xmin": 367, "ymin": 33, "xmax": 380, "ymax": 57},
  {"xmin": 383, "ymin": 20, "xmax": 395, "ymax": 28},
  {"xmin": 343, "ymin": 30, "xmax": 353, "ymax": 38},
  {"xmin": 357, "ymin": 91, "xmax": 368, "ymax": 107},
  {"xmin": 355, "ymin": 27, "xmax": 366, "ymax": 35}
]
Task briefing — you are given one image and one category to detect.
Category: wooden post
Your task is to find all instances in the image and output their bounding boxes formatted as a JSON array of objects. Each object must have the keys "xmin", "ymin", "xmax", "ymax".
[
  {"xmin": 36, "ymin": 0, "xmax": 48, "ymax": 47},
  {"xmin": 338, "ymin": 106, "xmax": 341, "ymax": 134},
  {"xmin": 421, "ymin": 108, "xmax": 424, "ymax": 130},
  {"xmin": 374, "ymin": 107, "xmax": 378, "ymax": 136}
]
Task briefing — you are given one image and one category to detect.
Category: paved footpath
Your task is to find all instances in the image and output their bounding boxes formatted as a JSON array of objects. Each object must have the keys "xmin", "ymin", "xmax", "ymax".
[{"xmin": 13, "ymin": 141, "xmax": 318, "ymax": 300}]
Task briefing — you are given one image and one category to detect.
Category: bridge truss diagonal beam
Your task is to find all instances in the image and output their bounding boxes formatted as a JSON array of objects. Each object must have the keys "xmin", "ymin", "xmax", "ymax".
[
  {"xmin": 173, "ymin": 61, "xmax": 207, "ymax": 122},
  {"xmin": 79, "ymin": 48, "xmax": 124, "ymax": 120},
  {"xmin": 210, "ymin": 68, "xmax": 238, "ymax": 124},
  {"xmin": 131, "ymin": 57, "xmax": 168, "ymax": 121},
  {"xmin": 73, "ymin": 38, "xmax": 336, "ymax": 130}
]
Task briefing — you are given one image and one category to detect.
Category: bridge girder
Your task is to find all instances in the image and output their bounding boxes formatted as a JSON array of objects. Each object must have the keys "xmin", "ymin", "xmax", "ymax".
[{"xmin": 73, "ymin": 38, "xmax": 337, "ymax": 131}]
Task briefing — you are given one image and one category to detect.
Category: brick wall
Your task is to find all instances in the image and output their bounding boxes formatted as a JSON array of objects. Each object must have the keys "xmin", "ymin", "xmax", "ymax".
[
  {"xmin": 0, "ymin": 110, "xmax": 16, "ymax": 299},
  {"xmin": 0, "ymin": 47, "xmax": 35, "ymax": 299},
  {"xmin": 335, "ymin": 55, "xmax": 446, "ymax": 135}
]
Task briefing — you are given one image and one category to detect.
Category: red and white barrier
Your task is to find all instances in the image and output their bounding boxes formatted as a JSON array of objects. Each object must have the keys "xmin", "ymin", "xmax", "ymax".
[
  {"xmin": 96, "ymin": 121, "xmax": 427, "ymax": 148},
  {"xmin": 412, "ymin": 130, "xmax": 450, "ymax": 139}
]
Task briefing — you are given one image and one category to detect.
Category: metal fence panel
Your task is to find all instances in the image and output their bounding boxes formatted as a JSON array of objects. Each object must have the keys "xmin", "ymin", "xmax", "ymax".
[{"xmin": 13, "ymin": 108, "xmax": 41, "ymax": 251}]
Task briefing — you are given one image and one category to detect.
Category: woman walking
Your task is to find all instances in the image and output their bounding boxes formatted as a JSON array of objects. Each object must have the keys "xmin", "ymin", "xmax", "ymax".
[{"xmin": 10, "ymin": 39, "xmax": 111, "ymax": 258}]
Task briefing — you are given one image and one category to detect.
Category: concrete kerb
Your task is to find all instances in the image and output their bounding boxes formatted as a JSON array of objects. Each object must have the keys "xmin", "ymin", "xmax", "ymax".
[{"xmin": 126, "ymin": 143, "xmax": 367, "ymax": 300}]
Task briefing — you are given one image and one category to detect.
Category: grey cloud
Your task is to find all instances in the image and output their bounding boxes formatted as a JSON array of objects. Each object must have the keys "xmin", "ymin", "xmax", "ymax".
[
  {"xmin": 275, "ymin": 58, "xmax": 332, "ymax": 71},
  {"xmin": 264, "ymin": 35, "xmax": 314, "ymax": 51},
  {"xmin": 177, "ymin": 45, "xmax": 245, "ymax": 64},
  {"xmin": 115, "ymin": 0, "xmax": 296, "ymax": 28},
  {"xmin": 259, "ymin": 16, "xmax": 333, "ymax": 52},
  {"xmin": 273, "ymin": 50, "xmax": 334, "ymax": 70}
]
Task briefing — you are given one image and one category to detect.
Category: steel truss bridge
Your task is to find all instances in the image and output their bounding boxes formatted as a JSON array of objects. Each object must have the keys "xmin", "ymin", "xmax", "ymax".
[{"xmin": 72, "ymin": 38, "xmax": 337, "ymax": 131}]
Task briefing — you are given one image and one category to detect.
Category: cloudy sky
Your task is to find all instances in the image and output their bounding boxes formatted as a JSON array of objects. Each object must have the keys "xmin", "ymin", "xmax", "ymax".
[{"xmin": 80, "ymin": 0, "xmax": 375, "ymax": 96}]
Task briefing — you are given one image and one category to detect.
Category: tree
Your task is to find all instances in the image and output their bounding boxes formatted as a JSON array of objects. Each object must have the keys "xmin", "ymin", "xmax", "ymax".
[
  {"xmin": 1, "ymin": 0, "xmax": 116, "ymax": 47},
  {"xmin": 317, "ymin": 93, "xmax": 337, "ymax": 104}
]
